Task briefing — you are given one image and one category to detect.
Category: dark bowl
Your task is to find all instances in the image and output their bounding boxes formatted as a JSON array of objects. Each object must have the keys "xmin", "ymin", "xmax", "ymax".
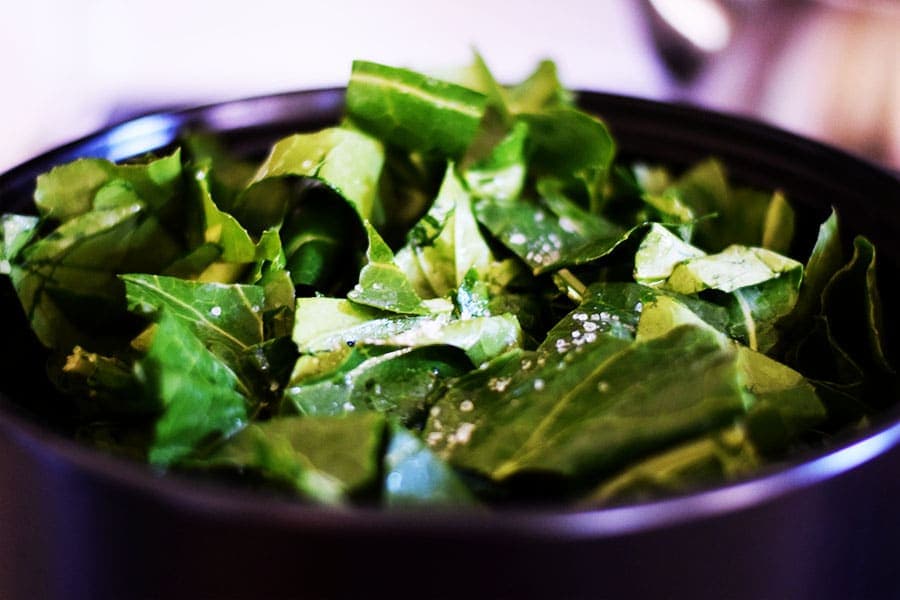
[{"xmin": 2, "ymin": 89, "xmax": 900, "ymax": 600}]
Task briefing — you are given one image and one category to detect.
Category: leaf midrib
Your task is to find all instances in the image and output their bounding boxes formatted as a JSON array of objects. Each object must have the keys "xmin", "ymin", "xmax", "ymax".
[
  {"xmin": 127, "ymin": 275, "xmax": 261, "ymax": 350},
  {"xmin": 351, "ymin": 72, "xmax": 484, "ymax": 119}
]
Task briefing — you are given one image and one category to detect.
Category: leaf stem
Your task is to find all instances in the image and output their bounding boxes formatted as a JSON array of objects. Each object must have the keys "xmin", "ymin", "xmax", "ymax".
[{"xmin": 557, "ymin": 268, "xmax": 587, "ymax": 304}]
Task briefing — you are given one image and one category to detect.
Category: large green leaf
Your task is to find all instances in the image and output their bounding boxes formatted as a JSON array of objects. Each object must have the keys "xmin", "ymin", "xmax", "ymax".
[
  {"xmin": 427, "ymin": 325, "xmax": 747, "ymax": 481},
  {"xmin": 136, "ymin": 311, "xmax": 249, "ymax": 466},
  {"xmin": 346, "ymin": 60, "xmax": 489, "ymax": 158}
]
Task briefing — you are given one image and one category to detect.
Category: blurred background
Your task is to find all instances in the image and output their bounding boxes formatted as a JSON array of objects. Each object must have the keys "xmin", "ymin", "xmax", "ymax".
[{"xmin": 1, "ymin": 0, "xmax": 898, "ymax": 173}]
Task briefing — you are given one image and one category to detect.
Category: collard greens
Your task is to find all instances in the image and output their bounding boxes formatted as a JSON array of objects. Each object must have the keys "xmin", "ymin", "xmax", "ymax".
[{"xmin": 1, "ymin": 56, "xmax": 894, "ymax": 508}]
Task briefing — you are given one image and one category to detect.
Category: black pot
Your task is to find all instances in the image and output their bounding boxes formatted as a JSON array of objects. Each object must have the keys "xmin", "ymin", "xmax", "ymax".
[{"xmin": 2, "ymin": 90, "xmax": 900, "ymax": 600}]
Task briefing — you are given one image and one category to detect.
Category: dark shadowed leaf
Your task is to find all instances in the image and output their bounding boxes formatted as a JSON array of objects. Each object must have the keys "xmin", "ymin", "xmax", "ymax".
[{"xmin": 196, "ymin": 413, "xmax": 386, "ymax": 503}]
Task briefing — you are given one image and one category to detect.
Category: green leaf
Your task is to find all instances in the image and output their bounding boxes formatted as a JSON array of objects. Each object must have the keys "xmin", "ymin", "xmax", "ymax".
[
  {"xmin": 664, "ymin": 245, "xmax": 802, "ymax": 295},
  {"xmin": 376, "ymin": 147, "xmax": 444, "ymax": 244},
  {"xmin": 820, "ymin": 237, "xmax": 892, "ymax": 377},
  {"xmin": 661, "ymin": 245, "xmax": 803, "ymax": 352},
  {"xmin": 239, "ymin": 336, "xmax": 299, "ymax": 405},
  {"xmin": 292, "ymin": 297, "xmax": 520, "ymax": 365},
  {"xmin": 538, "ymin": 282, "xmax": 650, "ymax": 356},
  {"xmin": 454, "ymin": 268, "xmax": 491, "ymax": 319},
  {"xmin": 182, "ymin": 133, "xmax": 256, "ymax": 209},
  {"xmin": 582, "ymin": 425, "xmax": 760, "ymax": 506},
  {"xmin": 632, "ymin": 163, "xmax": 673, "ymax": 196},
  {"xmin": 634, "ymin": 223, "xmax": 705, "ymax": 286},
  {"xmin": 544, "ymin": 282, "xmax": 734, "ymax": 357},
  {"xmin": 346, "ymin": 60, "xmax": 489, "ymax": 158},
  {"xmin": 49, "ymin": 345, "xmax": 150, "ymax": 418},
  {"xmin": 395, "ymin": 164, "xmax": 494, "ymax": 297},
  {"xmin": 463, "ymin": 121, "xmax": 529, "ymax": 202},
  {"xmin": 761, "ymin": 190, "xmax": 795, "ymax": 254},
  {"xmin": 463, "ymin": 52, "xmax": 512, "ymax": 119},
  {"xmin": 283, "ymin": 344, "xmax": 471, "ymax": 423},
  {"xmin": 427, "ymin": 325, "xmax": 747, "ymax": 481},
  {"xmin": 293, "ymin": 297, "xmax": 391, "ymax": 352},
  {"xmin": 235, "ymin": 127, "xmax": 384, "ymax": 232},
  {"xmin": 278, "ymin": 182, "xmax": 367, "ymax": 292},
  {"xmin": 448, "ymin": 55, "xmax": 570, "ymax": 119},
  {"xmin": 774, "ymin": 211, "xmax": 872, "ymax": 403},
  {"xmin": 259, "ymin": 267, "xmax": 296, "ymax": 338},
  {"xmin": 383, "ymin": 423, "xmax": 476, "ymax": 507},
  {"xmin": 0, "ymin": 214, "xmax": 39, "ymax": 269},
  {"xmin": 505, "ymin": 59, "xmax": 573, "ymax": 113},
  {"xmin": 190, "ymin": 162, "xmax": 263, "ymax": 264},
  {"xmin": 6, "ymin": 151, "xmax": 189, "ymax": 351},
  {"xmin": 348, "ymin": 222, "xmax": 429, "ymax": 315},
  {"xmin": 122, "ymin": 274, "xmax": 265, "ymax": 377},
  {"xmin": 665, "ymin": 159, "xmax": 790, "ymax": 253},
  {"xmin": 33, "ymin": 150, "xmax": 182, "ymax": 222},
  {"xmin": 475, "ymin": 184, "xmax": 624, "ymax": 274},
  {"xmin": 538, "ymin": 178, "xmax": 621, "ymax": 238},
  {"xmin": 780, "ymin": 210, "xmax": 844, "ymax": 337},
  {"xmin": 737, "ymin": 347, "xmax": 825, "ymax": 452},
  {"xmin": 517, "ymin": 107, "xmax": 615, "ymax": 194},
  {"xmin": 545, "ymin": 223, "xmax": 651, "ymax": 273},
  {"xmin": 639, "ymin": 190, "xmax": 697, "ymax": 241},
  {"xmin": 196, "ymin": 413, "xmax": 386, "ymax": 503},
  {"xmin": 9, "ymin": 200, "xmax": 183, "ymax": 351},
  {"xmin": 636, "ymin": 292, "xmax": 826, "ymax": 450},
  {"xmin": 136, "ymin": 311, "xmax": 249, "ymax": 466}
]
